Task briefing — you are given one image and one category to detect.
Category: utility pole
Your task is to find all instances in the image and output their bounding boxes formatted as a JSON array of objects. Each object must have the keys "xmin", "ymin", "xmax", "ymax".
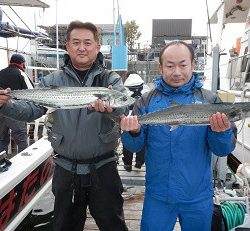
[{"xmin": 56, "ymin": 0, "xmax": 59, "ymax": 70}]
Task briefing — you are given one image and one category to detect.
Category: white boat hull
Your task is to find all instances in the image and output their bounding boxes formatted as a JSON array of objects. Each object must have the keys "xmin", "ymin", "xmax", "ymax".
[{"xmin": 0, "ymin": 137, "xmax": 53, "ymax": 231}]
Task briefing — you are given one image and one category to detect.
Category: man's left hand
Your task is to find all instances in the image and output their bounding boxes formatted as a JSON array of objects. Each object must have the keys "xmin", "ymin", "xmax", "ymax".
[
  {"xmin": 209, "ymin": 112, "xmax": 231, "ymax": 132},
  {"xmin": 87, "ymin": 85, "xmax": 113, "ymax": 113}
]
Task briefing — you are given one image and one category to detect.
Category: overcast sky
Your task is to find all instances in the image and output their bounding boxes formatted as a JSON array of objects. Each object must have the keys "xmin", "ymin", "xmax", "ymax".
[
  {"xmin": 41, "ymin": 0, "xmax": 221, "ymax": 43},
  {"xmin": 1, "ymin": 0, "xmax": 246, "ymax": 49}
]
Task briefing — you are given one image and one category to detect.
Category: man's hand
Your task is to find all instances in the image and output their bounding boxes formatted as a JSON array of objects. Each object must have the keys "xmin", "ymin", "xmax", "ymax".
[
  {"xmin": 120, "ymin": 115, "xmax": 141, "ymax": 133},
  {"xmin": 0, "ymin": 88, "xmax": 11, "ymax": 107},
  {"xmin": 209, "ymin": 112, "xmax": 231, "ymax": 132},
  {"xmin": 89, "ymin": 99, "xmax": 113, "ymax": 113},
  {"xmin": 87, "ymin": 85, "xmax": 113, "ymax": 113}
]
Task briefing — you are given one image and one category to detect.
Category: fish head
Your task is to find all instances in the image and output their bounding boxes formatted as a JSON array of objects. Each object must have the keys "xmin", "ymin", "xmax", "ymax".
[
  {"xmin": 245, "ymin": 110, "xmax": 250, "ymax": 118},
  {"xmin": 111, "ymin": 94, "xmax": 135, "ymax": 108},
  {"xmin": 228, "ymin": 102, "xmax": 250, "ymax": 121},
  {"xmin": 240, "ymin": 103, "xmax": 250, "ymax": 118}
]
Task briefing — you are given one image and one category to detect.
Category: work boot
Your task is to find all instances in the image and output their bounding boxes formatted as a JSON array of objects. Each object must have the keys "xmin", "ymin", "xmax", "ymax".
[
  {"xmin": 135, "ymin": 162, "xmax": 143, "ymax": 169},
  {"xmin": 124, "ymin": 165, "xmax": 132, "ymax": 172}
]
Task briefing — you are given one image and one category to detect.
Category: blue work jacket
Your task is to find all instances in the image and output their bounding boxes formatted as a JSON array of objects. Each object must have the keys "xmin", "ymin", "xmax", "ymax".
[{"xmin": 122, "ymin": 74, "xmax": 236, "ymax": 203}]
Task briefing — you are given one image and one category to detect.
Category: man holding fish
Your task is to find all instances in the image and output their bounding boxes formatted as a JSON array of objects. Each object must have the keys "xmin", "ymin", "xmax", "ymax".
[
  {"xmin": 0, "ymin": 21, "xmax": 128, "ymax": 231},
  {"xmin": 120, "ymin": 41, "xmax": 236, "ymax": 231}
]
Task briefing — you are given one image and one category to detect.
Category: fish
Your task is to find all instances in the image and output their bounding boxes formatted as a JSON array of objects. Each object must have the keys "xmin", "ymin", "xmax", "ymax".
[
  {"xmin": 6, "ymin": 87, "xmax": 135, "ymax": 109},
  {"xmin": 137, "ymin": 102, "xmax": 250, "ymax": 127}
]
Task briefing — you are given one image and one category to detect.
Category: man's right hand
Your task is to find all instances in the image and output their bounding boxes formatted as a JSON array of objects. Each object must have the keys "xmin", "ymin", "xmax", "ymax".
[
  {"xmin": 120, "ymin": 115, "xmax": 141, "ymax": 133},
  {"xmin": 0, "ymin": 88, "xmax": 11, "ymax": 107}
]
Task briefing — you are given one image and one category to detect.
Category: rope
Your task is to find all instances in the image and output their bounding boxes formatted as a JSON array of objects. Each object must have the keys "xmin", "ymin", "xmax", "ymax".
[{"xmin": 221, "ymin": 201, "xmax": 246, "ymax": 230}]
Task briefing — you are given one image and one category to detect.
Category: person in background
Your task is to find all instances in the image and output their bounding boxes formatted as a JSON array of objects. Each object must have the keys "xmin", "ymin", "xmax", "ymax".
[
  {"xmin": 122, "ymin": 71, "xmax": 148, "ymax": 171},
  {"xmin": 37, "ymin": 71, "xmax": 44, "ymax": 82},
  {"xmin": 120, "ymin": 41, "xmax": 236, "ymax": 231},
  {"xmin": 0, "ymin": 54, "xmax": 33, "ymax": 154},
  {"xmin": 0, "ymin": 21, "xmax": 128, "ymax": 231}
]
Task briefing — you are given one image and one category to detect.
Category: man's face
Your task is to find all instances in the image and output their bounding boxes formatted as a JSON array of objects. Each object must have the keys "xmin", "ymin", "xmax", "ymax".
[
  {"xmin": 159, "ymin": 44, "xmax": 195, "ymax": 88},
  {"xmin": 66, "ymin": 28, "xmax": 100, "ymax": 70}
]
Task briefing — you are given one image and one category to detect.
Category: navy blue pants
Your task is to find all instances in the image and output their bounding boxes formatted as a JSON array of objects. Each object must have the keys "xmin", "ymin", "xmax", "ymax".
[
  {"xmin": 0, "ymin": 115, "xmax": 28, "ymax": 153},
  {"xmin": 141, "ymin": 192, "xmax": 213, "ymax": 231},
  {"xmin": 52, "ymin": 162, "xmax": 128, "ymax": 231}
]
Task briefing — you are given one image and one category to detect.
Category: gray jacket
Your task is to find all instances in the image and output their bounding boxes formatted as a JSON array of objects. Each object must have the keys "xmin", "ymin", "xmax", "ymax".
[{"xmin": 0, "ymin": 53, "xmax": 127, "ymax": 173}]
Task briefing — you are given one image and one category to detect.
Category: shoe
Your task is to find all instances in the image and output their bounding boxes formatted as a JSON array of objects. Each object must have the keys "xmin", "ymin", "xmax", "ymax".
[
  {"xmin": 124, "ymin": 165, "xmax": 132, "ymax": 172},
  {"xmin": 135, "ymin": 163, "xmax": 142, "ymax": 169}
]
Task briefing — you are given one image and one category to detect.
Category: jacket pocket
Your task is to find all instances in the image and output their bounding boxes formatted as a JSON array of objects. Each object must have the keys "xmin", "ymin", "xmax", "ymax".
[
  {"xmin": 48, "ymin": 132, "xmax": 64, "ymax": 148},
  {"xmin": 99, "ymin": 124, "xmax": 120, "ymax": 144}
]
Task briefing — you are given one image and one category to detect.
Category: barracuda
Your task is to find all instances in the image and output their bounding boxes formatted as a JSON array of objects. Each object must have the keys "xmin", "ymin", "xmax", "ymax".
[
  {"xmin": 138, "ymin": 102, "xmax": 250, "ymax": 126},
  {"xmin": 7, "ymin": 87, "xmax": 135, "ymax": 109}
]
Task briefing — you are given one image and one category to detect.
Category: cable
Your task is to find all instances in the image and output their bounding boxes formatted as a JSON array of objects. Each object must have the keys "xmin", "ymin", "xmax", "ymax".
[{"xmin": 221, "ymin": 201, "xmax": 246, "ymax": 230}]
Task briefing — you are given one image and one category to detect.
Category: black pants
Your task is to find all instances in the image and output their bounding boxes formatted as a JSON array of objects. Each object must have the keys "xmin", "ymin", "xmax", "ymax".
[
  {"xmin": 52, "ymin": 162, "xmax": 128, "ymax": 231},
  {"xmin": 0, "ymin": 115, "xmax": 28, "ymax": 153},
  {"xmin": 122, "ymin": 146, "xmax": 145, "ymax": 166}
]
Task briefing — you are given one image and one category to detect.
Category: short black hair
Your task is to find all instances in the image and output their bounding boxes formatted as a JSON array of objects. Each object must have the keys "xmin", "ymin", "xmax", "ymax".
[
  {"xmin": 66, "ymin": 20, "xmax": 100, "ymax": 43},
  {"xmin": 159, "ymin": 40, "xmax": 194, "ymax": 65},
  {"xmin": 10, "ymin": 54, "xmax": 25, "ymax": 64}
]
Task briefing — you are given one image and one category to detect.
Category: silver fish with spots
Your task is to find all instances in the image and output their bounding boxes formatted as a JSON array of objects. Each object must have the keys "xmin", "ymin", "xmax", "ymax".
[
  {"xmin": 138, "ymin": 102, "xmax": 250, "ymax": 126},
  {"xmin": 7, "ymin": 87, "xmax": 135, "ymax": 109}
]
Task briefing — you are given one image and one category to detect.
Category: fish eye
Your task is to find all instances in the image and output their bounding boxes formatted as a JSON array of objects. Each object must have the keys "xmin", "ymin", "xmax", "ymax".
[{"xmin": 122, "ymin": 96, "xmax": 128, "ymax": 101}]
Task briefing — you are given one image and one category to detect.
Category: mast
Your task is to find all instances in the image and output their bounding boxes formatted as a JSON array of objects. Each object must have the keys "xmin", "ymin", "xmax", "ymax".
[
  {"xmin": 113, "ymin": 0, "xmax": 116, "ymax": 45},
  {"xmin": 56, "ymin": 0, "xmax": 59, "ymax": 70}
]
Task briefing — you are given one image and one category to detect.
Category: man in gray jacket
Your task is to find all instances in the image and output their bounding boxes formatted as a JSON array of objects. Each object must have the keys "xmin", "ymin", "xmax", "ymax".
[{"xmin": 0, "ymin": 21, "xmax": 128, "ymax": 231}]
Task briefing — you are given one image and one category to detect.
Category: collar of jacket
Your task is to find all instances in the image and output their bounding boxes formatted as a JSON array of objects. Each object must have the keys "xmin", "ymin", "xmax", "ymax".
[
  {"xmin": 155, "ymin": 73, "xmax": 203, "ymax": 95},
  {"xmin": 9, "ymin": 63, "xmax": 25, "ymax": 72}
]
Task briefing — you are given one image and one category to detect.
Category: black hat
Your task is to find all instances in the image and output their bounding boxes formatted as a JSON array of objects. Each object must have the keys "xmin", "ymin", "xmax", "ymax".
[{"xmin": 10, "ymin": 54, "xmax": 25, "ymax": 64}]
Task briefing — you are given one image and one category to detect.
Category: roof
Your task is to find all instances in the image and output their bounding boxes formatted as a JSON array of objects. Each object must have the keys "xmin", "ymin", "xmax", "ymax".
[
  {"xmin": 0, "ymin": 0, "xmax": 49, "ymax": 8},
  {"xmin": 96, "ymin": 24, "xmax": 114, "ymax": 33},
  {"xmin": 152, "ymin": 19, "xmax": 192, "ymax": 38}
]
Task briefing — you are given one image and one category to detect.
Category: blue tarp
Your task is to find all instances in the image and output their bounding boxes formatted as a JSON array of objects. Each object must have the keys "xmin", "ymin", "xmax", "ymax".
[{"xmin": 112, "ymin": 45, "xmax": 128, "ymax": 71}]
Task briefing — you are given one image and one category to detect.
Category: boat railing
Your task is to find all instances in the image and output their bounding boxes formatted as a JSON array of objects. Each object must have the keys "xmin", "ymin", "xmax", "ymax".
[
  {"xmin": 31, "ymin": 55, "xmax": 57, "ymax": 69},
  {"xmin": 222, "ymin": 53, "xmax": 250, "ymax": 91}
]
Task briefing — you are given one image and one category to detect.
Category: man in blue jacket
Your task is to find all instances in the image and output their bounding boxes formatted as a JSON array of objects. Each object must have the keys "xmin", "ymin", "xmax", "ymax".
[{"xmin": 120, "ymin": 41, "xmax": 236, "ymax": 231}]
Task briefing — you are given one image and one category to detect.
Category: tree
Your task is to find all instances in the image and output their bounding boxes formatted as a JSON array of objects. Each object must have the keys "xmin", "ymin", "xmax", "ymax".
[{"xmin": 124, "ymin": 20, "xmax": 142, "ymax": 51}]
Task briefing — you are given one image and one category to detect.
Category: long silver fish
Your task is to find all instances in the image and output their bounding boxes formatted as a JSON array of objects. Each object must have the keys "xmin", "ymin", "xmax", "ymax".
[
  {"xmin": 6, "ymin": 87, "xmax": 135, "ymax": 109},
  {"xmin": 138, "ymin": 102, "xmax": 250, "ymax": 126}
]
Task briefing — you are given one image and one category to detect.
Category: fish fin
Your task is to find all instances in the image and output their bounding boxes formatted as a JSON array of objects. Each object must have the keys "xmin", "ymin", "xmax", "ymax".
[{"xmin": 170, "ymin": 125, "xmax": 179, "ymax": 131}]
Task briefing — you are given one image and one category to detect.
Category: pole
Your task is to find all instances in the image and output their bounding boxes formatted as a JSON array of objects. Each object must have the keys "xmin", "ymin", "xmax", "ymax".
[
  {"xmin": 113, "ymin": 0, "xmax": 116, "ymax": 45},
  {"xmin": 56, "ymin": 0, "xmax": 59, "ymax": 70}
]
